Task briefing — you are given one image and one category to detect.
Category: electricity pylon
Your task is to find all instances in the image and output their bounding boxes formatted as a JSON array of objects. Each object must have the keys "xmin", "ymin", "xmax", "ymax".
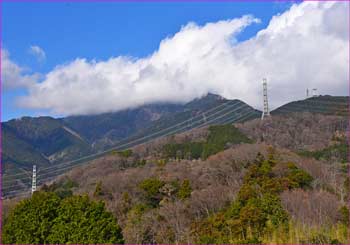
[
  {"xmin": 261, "ymin": 78, "xmax": 270, "ymax": 120},
  {"xmin": 31, "ymin": 165, "xmax": 37, "ymax": 194}
]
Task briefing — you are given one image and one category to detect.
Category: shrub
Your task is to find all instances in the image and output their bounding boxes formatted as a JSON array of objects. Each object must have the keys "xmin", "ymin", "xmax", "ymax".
[
  {"xmin": 2, "ymin": 191, "xmax": 124, "ymax": 244},
  {"xmin": 94, "ymin": 181, "xmax": 103, "ymax": 197},
  {"xmin": 40, "ymin": 177, "xmax": 78, "ymax": 199},
  {"xmin": 191, "ymin": 153, "xmax": 315, "ymax": 243},
  {"xmin": 338, "ymin": 206, "xmax": 349, "ymax": 226},
  {"xmin": 118, "ymin": 149, "xmax": 133, "ymax": 158},
  {"xmin": 177, "ymin": 179, "xmax": 192, "ymax": 200},
  {"xmin": 286, "ymin": 164, "xmax": 313, "ymax": 189},
  {"xmin": 139, "ymin": 178, "xmax": 165, "ymax": 207}
]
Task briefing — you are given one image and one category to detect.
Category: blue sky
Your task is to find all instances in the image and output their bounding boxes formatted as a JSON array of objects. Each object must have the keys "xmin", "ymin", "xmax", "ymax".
[
  {"xmin": 2, "ymin": 2, "xmax": 292, "ymax": 121},
  {"xmin": 3, "ymin": 1, "xmax": 348, "ymax": 122}
]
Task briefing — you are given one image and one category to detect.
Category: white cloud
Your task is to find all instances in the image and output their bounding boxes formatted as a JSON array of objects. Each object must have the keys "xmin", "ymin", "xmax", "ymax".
[
  {"xmin": 1, "ymin": 49, "xmax": 40, "ymax": 90},
  {"xmin": 29, "ymin": 45, "xmax": 46, "ymax": 62},
  {"xmin": 18, "ymin": 1, "xmax": 349, "ymax": 115}
]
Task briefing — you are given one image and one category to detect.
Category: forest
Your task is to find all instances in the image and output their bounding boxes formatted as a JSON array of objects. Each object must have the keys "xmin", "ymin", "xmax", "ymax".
[{"xmin": 3, "ymin": 114, "xmax": 349, "ymax": 244}]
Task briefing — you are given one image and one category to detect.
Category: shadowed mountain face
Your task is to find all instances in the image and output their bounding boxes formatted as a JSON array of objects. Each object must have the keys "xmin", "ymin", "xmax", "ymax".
[
  {"xmin": 2, "ymin": 94, "xmax": 260, "ymax": 175},
  {"xmin": 62, "ymin": 103, "xmax": 184, "ymax": 143},
  {"xmin": 2, "ymin": 104, "xmax": 182, "ymax": 172}
]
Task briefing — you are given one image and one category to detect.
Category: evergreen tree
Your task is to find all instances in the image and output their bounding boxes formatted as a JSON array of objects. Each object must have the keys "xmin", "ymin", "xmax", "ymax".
[{"xmin": 3, "ymin": 191, "xmax": 124, "ymax": 244}]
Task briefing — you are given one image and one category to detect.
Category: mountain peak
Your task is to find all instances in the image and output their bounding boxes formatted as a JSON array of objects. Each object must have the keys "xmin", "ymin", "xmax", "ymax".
[{"xmin": 201, "ymin": 93, "xmax": 226, "ymax": 101}]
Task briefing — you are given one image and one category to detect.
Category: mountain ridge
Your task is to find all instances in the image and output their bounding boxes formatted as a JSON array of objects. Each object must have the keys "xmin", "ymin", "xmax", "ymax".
[
  {"xmin": 3, "ymin": 94, "xmax": 348, "ymax": 197},
  {"xmin": 2, "ymin": 93, "xmax": 259, "ymax": 178}
]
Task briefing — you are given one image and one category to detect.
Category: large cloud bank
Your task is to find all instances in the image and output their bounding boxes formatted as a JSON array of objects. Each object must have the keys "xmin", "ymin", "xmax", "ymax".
[{"xmin": 4, "ymin": 1, "xmax": 349, "ymax": 115}]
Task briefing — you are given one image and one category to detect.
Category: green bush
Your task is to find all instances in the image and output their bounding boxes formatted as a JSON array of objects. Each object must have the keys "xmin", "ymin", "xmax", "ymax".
[
  {"xmin": 41, "ymin": 177, "xmax": 78, "ymax": 199},
  {"xmin": 286, "ymin": 163, "xmax": 313, "ymax": 189},
  {"xmin": 163, "ymin": 142, "xmax": 204, "ymax": 159},
  {"xmin": 339, "ymin": 206, "xmax": 349, "ymax": 226},
  {"xmin": 118, "ymin": 149, "xmax": 133, "ymax": 158},
  {"xmin": 94, "ymin": 181, "xmax": 103, "ymax": 197},
  {"xmin": 139, "ymin": 178, "xmax": 165, "ymax": 207},
  {"xmin": 3, "ymin": 191, "xmax": 124, "ymax": 244},
  {"xmin": 136, "ymin": 158, "xmax": 147, "ymax": 167},
  {"xmin": 192, "ymin": 153, "xmax": 313, "ymax": 243},
  {"xmin": 177, "ymin": 179, "xmax": 192, "ymax": 200},
  {"xmin": 298, "ymin": 140, "xmax": 348, "ymax": 163}
]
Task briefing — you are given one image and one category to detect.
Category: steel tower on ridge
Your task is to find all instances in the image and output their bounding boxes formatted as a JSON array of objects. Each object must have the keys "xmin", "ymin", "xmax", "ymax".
[
  {"xmin": 31, "ymin": 165, "xmax": 37, "ymax": 194},
  {"xmin": 261, "ymin": 78, "xmax": 270, "ymax": 120}
]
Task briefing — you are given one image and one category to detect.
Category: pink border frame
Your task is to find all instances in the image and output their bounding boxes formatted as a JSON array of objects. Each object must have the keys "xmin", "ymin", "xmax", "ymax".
[{"xmin": 0, "ymin": 0, "xmax": 349, "ymax": 244}]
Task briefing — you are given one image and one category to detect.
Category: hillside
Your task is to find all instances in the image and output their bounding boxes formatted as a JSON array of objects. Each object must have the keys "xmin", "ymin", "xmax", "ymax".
[
  {"xmin": 63, "ymin": 103, "xmax": 184, "ymax": 147},
  {"xmin": 236, "ymin": 112, "xmax": 348, "ymax": 151},
  {"xmin": 12, "ymin": 123, "xmax": 348, "ymax": 243},
  {"xmin": 272, "ymin": 95, "xmax": 349, "ymax": 116},
  {"xmin": 3, "ymin": 117, "xmax": 92, "ymax": 166},
  {"xmin": 2, "ymin": 94, "xmax": 260, "ymax": 197},
  {"xmin": 2, "ymin": 124, "xmax": 49, "ymax": 169},
  {"xmin": 109, "ymin": 94, "xmax": 260, "ymax": 152},
  {"xmin": 4, "ymin": 95, "xmax": 349, "ymax": 199},
  {"xmin": 3, "ymin": 111, "xmax": 349, "ymax": 243}
]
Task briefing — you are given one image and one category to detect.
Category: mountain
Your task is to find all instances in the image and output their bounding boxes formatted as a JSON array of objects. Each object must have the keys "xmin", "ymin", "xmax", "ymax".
[
  {"xmin": 2, "ymin": 103, "xmax": 183, "ymax": 174},
  {"xmin": 2, "ymin": 94, "xmax": 260, "ymax": 181},
  {"xmin": 124, "ymin": 94, "xmax": 260, "ymax": 149},
  {"xmin": 271, "ymin": 95, "xmax": 349, "ymax": 116},
  {"xmin": 3, "ymin": 117, "xmax": 92, "ymax": 167},
  {"xmin": 7, "ymin": 114, "xmax": 347, "ymax": 244},
  {"xmin": 62, "ymin": 103, "xmax": 184, "ymax": 149},
  {"xmin": 4, "ymin": 95, "xmax": 349, "ymax": 243},
  {"xmin": 4, "ymin": 94, "xmax": 347, "ymax": 182},
  {"xmin": 2, "ymin": 124, "xmax": 49, "ymax": 171}
]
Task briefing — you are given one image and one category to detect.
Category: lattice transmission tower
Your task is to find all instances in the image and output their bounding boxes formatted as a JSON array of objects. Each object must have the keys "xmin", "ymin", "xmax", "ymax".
[
  {"xmin": 32, "ymin": 165, "xmax": 37, "ymax": 194},
  {"xmin": 261, "ymin": 78, "xmax": 270, "ymax": 120}
]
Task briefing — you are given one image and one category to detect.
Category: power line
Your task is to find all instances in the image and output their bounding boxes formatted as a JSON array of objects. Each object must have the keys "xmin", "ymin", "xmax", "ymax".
[
  {"xmin": 4, "ymin": 96, "xmax": 348, "ymax": 199},
  {"xmin": 2, "ymin": 182, "xmax": 30, "ymax": 191},
  {"xmin": 36, "ymin": 102, "xmax": 250, "ymax": 178},
  {"xmin": 35, "ymin": 108, "xmax": 258, "ymax": 184},
  {"xmin": 34, "ymin": 101, "xmax": 244, "ymax": 176},
  {"xmin": 3, "ymin": 100, "xmax": 236, "ymax": 182},
  {"xmin": 4, "ymin": 106, "xmax": 258, "ymax": 199},
  {"xmin": 220, "ymin": 110, "xmax": 258, "ymax": 125},
  {"xmin": 3, "ymin": 102, "xmax": 251, "ymax": 193},
  {"xmin": 5, "ymin": 99, "xmax": 346, "ymax": 197},
  {"xmin": 3, "ymin": 175, "xmax": 31, "ymax": 185},
  {"xmin": 2, "ymin": 169, "xmax": 32, "ymax": 178},
  {"xmin": 2, "ymin": 191, "xmax": 31, "ymax": 199},
  {"xmin": 6, "ymin": 98, "xmax": 345, "ymax": 181},
  {"xmin": 12, "ymin": 104, "xmax": 340, "ymax": 199}
]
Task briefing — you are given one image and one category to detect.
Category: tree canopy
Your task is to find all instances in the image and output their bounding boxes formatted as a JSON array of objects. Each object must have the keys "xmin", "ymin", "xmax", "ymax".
[{"xmin": 3, "ymin": 191, "xmax": 124, "ymax": 244}]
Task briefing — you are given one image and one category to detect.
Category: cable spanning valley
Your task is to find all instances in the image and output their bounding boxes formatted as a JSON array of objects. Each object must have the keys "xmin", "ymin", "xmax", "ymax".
[
  {"xmin": 2, "ymin": 100, "xmax": 260, "ymax": 198},
  {"xmin": 3, "ymin": 97, "xmax": 349, "ymax": 198}
]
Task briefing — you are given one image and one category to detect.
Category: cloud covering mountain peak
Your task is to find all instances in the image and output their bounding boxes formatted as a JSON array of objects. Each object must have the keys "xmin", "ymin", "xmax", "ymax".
[{"xmin": 3, "ymin": 1, "xmax": 349, "ymax": 116}]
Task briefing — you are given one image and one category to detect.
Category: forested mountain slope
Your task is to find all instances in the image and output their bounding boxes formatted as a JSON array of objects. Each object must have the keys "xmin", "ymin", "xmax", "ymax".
[
  {"xmin": 236, "ymin": 112, "xmax": 348, "ymax": 151},
  {"xmin": 2, "ymin": 94, "xmax": 260, "ymax": 178},
  {"xmin": 4, "ymin": 118, "xmax": 348, "ymax": 244}
]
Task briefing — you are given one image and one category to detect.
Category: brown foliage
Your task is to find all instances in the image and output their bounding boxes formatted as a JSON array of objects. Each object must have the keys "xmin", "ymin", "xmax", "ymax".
[
  {"xmin": 236, "ymin": 113, "xmax": 347, "ymax": 151},
  {"xmin": 281, "ymin": 189, "xmax": 341, "ymax": 227}
]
